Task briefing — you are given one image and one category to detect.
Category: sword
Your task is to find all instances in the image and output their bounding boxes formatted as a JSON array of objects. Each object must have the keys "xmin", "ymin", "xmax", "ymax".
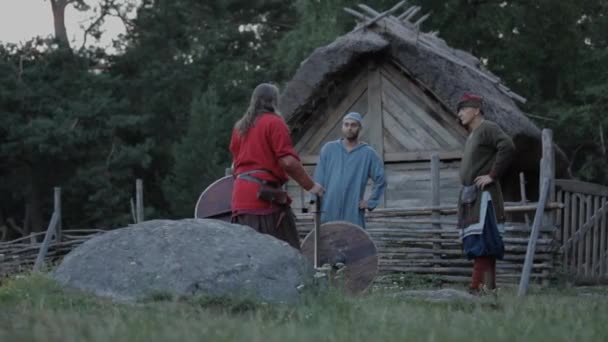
[{"xmin": 313, "ymin": 195, "xmax": 322, "ymax": 268}]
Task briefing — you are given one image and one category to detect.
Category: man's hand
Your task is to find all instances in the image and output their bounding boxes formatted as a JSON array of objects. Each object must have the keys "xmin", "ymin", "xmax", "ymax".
[
  {"xmin": 474, "ymin": 175, "xmax": 494, "ymax": 189},
  {"xmin": 359, "ymin": 200, "xmax": 368, "ymax": 209},
  {"xmin": 309, "ymin": 182, "xmax": 325, "ymax": 197}
]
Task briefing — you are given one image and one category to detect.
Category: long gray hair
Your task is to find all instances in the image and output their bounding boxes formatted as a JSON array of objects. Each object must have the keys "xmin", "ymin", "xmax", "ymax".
[{"xmin": 235, "ymin": 83, "xmax": 282, "ymax": 135}]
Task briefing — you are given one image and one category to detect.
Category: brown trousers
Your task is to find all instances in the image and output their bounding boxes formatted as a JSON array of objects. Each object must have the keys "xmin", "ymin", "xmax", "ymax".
[{"xmin": 231, "ymin": 207, "xmax": 301, "ymax": 250}]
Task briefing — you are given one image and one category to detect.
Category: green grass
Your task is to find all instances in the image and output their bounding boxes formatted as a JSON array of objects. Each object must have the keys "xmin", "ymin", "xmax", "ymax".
[{"xmin": 1, "ymin": 273, "xmax": 607, "ymax": 342}]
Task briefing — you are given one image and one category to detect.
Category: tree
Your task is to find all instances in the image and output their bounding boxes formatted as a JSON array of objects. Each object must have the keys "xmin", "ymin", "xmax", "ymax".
[
  {"xmin": 48, "ymin": 0, "xmax": 90, "ymax": 49},
  {"xmin": 110, "ymin": 0, "xmax": 296, "ymax": 217},
  {"xmin": 47, "ymin": 0, "xmax": 138, "ymax": 51},
  {"xmin": 162, "ymin": 88, "xmax": 229, "ymax": 217},
  {"xmin": 0, "ymin": 40, "xmax": 151, "ymax": 236}
]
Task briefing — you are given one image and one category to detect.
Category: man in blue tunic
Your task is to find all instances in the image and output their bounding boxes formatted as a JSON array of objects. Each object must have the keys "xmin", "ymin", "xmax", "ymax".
[{"xmin": 312, "ymin": 112, "xmax": 386, "ymax": 228}]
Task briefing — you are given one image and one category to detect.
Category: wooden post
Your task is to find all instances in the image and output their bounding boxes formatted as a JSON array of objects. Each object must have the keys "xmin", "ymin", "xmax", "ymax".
[
  {"xmin": 130, "ymin": 198, "xmax": 137, "ymax": 224},
  {"xmin": 314, "ymin": 197, "xmax": 322, "ymax": 268},
  {"xmin": 601, "ymin": 197, "xmax": 607, "ymax": 277},
  {"xmin": 519, "ymin": 172, "xmax": 531, "ymax": 227},
  {"xmin": 540, "ymin": 129, "xmax": 556, "ymax": 227},
  {"xmin": 585, "ymin": 196, "xmax": 592, "ymax": 276},
  {"xmin": 33, "ymin": 212, "xmax": 59, "ymax": 272},
  {"xmin": 593, "ymin": 196, "xmax": 600, "ymax": 278},
  {"xmin": 518, "ymin": 177, "xmax": 551, "ymax": 297},
  {"xmin": 53, "ymin": 187, "xmax": 62, "ymax": 242},
  {"xmin": 571, "ymin": 194, "xmax": 579, "ymax": 274},
  {"xmin": 136, "ymin": 179, "xmax": 144, "ymax": 223},
  {"xmin": 563, "ymin": 191, "xmax": 571, "ymax": 272},
  {"xmin": 431, "ymin": 154, "xmax": 441, "ymax": 270},
  {"xmin": 431, "ymin": 154, "xmax": 441, "ymax": 225},
  {"xmin": 539, "ymin": 129, "xmax": 555, "ymax": 286},
  {"xmin": 578, "ymin": 195, "xmax": 585, "ymax": 276}
]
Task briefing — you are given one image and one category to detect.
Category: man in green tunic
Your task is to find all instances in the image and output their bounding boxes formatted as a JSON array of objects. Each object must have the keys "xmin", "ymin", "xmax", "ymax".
[{"xmin": 456, "ymin": 93, "xmax": 515, "ymax": 294}]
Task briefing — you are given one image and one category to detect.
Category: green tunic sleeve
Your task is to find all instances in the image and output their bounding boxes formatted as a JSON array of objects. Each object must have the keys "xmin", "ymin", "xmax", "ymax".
[{"xmin": 483, "ymin": 122, "xmax": 515, "ymax": 180}]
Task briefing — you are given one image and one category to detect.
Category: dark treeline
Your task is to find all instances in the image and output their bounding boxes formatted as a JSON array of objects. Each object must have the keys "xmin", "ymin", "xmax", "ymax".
[{"xmin": 1, "ymin": 0, "xmax": 606, "ymax": 238}]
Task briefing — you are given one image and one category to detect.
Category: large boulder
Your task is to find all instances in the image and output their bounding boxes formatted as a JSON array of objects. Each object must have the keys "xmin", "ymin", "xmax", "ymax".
[{"xmin": 52, "ymin": 219, "xmax": 314, "ymax": 304}]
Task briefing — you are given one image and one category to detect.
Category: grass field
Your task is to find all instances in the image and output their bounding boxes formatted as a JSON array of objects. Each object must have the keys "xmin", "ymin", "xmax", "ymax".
[{"xmin": 1, "ymin": 273, "xmax": 607, "ymax": 342}]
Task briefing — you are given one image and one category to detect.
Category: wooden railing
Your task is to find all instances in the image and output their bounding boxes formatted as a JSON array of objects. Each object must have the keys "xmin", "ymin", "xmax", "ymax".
[{"xmin": 556, "ymin": 179, "xmax": 608, "ymax": 281}]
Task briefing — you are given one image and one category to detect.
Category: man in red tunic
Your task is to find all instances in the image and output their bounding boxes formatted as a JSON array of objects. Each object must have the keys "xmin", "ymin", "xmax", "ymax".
[{"xmin": 230, "ymin": 83, "xmax": 324, "ymax": 249}]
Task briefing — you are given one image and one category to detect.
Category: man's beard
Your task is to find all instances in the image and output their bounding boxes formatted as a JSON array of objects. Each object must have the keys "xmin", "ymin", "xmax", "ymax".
[{"xmin": 345, "ymin": 132, "xmax": 359, "ymax": 141}]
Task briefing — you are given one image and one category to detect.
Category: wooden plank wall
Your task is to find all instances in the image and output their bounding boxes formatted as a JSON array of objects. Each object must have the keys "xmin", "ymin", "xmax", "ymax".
[
  {"xmin": 287, "ymin": 160, "xmax": 463, "ymax": 212},
  {"xmin": 382, "ymin": 161, "xmax": 461, "ymax": 208}
]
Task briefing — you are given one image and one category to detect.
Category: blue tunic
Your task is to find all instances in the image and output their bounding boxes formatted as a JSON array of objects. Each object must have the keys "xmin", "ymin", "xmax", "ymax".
[{"xmin": 312, "ymin": 139, "xmax": 386, "ymax": 228}]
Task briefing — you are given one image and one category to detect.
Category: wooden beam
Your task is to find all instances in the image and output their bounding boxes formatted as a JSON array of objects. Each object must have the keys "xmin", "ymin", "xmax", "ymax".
[
  {"xmin": 556, "ymin": 179, "xmax": 608, "ymax": 197},
  {"xmin": 353, "ymin": 1, "xmax": 408, "ymax": 33},
  {"xmin": 413, "ymin": 12, "xmax": 431, "ymax": 27},
  {"xmin": 397, "ymin": 6, "xmax": 417, "ymax": 20},
  {"xmin": 367, "ymin": 64, "xmax": 384, "ymax": 162},
  {"xmin": 384, "ymin": 150, "xmax": 462, "ymax": 162},
  {"xmin": 357, "ymin": 4, "xmax": 381, "ymax": 16},
  {"xmin": 305, "ymin": 149, "xmax": 463, "ymax": 164},
  {"xmin": 403, "ymin": 6, "xmax": 421, "ymax": 21},
  {"xmin": 343, "ymin": 7, "xmax": 369, "ymax": 21}
]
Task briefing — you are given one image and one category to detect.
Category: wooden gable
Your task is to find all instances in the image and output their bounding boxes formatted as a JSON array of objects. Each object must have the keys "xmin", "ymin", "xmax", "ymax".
[
  {"xmin": 287, "ymin": 59, "xmax": 468, "ymax": 212},
  {"xmin": 294, "ymin": 60, "xmax": 467, "ymax": 164}
]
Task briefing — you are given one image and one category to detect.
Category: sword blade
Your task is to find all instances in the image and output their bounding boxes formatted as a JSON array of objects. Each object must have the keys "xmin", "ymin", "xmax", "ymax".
[{"xmin": 314, "ymin": 196, "xmax": 321, "ymax": 268}]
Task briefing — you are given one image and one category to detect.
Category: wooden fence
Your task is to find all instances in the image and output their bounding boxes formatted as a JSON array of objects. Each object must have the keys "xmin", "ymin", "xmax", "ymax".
[
  {"xmin": 556, "ymin": 179, "xmax": 608, "ymax": 282},
  {"xmin": 0, "ymin": 179, "xmax": 144, "ymax": 279},
  {"xmin": 296, "ymin": 205, "xmax": 561, "ymax": 286},
  {"xmin": 0, "ymin": 229, "xmax": 103, "ymax": 278}
]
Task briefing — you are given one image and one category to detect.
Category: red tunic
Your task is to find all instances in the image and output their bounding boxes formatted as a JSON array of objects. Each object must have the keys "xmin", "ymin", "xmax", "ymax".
[{"xmin": 229, "ymin": 113, "xmax": 300, "ymax": 214}]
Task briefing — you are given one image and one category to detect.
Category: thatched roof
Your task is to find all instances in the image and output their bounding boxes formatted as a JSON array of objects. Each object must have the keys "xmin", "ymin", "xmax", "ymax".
[{"xmin": 280, "ymin": 3, "xmax": 570, "ymax": 178}]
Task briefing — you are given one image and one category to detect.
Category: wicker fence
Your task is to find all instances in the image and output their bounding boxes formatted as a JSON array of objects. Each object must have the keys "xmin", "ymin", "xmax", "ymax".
[
  {"xmin": 0, "ymin": 229, "xmax": 103, "ymax": 278},
  {"xmin": 296, "ymin": 204, "xmax": 562, "ymax": 286}
]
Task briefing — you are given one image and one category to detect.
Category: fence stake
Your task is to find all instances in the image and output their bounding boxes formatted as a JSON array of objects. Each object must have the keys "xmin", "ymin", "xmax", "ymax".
[
  {"xmin": 136, "ymin": 179, "xmax": 144, "ymax": 223},
  {"xmin": 54, "ymin": 187, "xmax": 62, "ymax": 241},
  {"xmin": 518, "ymin": 177, "xmax": 551, "ymax": 297},
  {"xmin": 431, "ymin": 154, "xmax": 442, "ymax": 271},
  {"xmin": 33, "ymin": 212, "xmax": 59, "ymax": 272}
]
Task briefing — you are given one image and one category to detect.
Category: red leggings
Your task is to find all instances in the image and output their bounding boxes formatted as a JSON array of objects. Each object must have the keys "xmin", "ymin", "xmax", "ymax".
[{"xmin": 471, "ymin": 256, "xmax": 496, "ymax": 290}]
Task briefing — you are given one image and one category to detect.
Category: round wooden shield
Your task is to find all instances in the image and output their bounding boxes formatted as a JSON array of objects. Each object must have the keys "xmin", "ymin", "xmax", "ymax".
[
  {"xmin": 194, "ymin": 176, "xmax": 233, "ymax": 222},
  {"xmin": 300, "ymin": 221, "xmax": 378, "ymax": 295}
]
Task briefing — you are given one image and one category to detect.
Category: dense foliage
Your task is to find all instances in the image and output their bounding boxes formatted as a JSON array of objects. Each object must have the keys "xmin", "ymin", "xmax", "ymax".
[{"xmin": 1, "ymin": 0, "xmax": 606, "ymax": 237}]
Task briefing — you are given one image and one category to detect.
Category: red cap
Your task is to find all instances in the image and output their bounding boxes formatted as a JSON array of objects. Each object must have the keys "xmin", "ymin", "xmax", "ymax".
[{"xmin": 457, "ymin": 92, "xmax": 483, "ymax": 111}]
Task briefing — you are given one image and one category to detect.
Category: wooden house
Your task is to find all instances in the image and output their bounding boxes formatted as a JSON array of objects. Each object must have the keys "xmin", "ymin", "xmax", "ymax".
[
  {"xmin": 276, "ymin": 3, "xmax": 588, "ymax": 285},
  {"xmin": 279, "ymin": 5, "xmax": 570, "ymax": 213}
]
